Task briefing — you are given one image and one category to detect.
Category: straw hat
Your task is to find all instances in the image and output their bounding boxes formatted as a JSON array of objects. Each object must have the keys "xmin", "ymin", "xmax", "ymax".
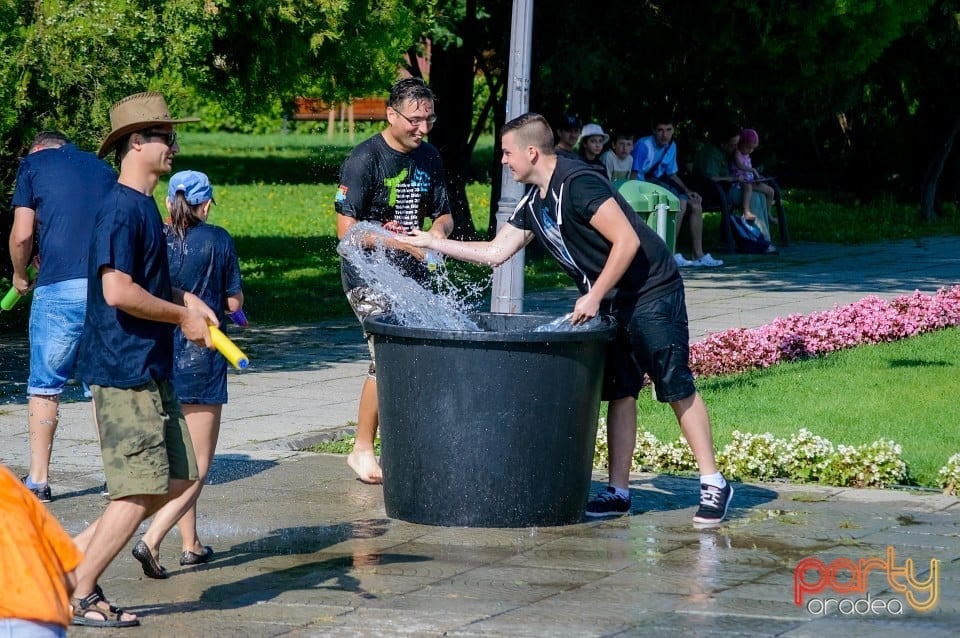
[{"xmin": 98, "ymin": 92, "xmax": 200, "ymax": 158}]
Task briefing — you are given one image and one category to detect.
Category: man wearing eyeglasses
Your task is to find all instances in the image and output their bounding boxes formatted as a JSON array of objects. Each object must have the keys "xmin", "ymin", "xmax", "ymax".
[
  {"xmin": 335, "ymin": 77, "xmax": 453, "ymax": 485},
  {"xmin": 67, "ymin": 92, "xmax": 218, "ymax": 628}
]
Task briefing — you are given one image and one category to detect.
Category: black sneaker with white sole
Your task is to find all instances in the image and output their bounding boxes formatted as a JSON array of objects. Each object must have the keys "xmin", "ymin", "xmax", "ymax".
[
  {"xmin": 584, "ymin": 486, "xmax": 631, "ymax": 518},
  {"xmin": 693, "ymin": 482, "xmax": 733, "ymax": 525}
]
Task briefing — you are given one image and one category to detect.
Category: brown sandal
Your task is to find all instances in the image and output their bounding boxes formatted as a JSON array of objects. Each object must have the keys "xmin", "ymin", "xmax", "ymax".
[{"xmin": 71, "ymin": 586, "xmax": 139, "ymax": 627}]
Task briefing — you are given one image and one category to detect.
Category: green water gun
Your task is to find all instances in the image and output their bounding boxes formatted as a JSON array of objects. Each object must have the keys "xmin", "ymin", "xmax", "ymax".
[{"xmin": 1, "ymin": 263, "xmax": 38, "ymax": 311}]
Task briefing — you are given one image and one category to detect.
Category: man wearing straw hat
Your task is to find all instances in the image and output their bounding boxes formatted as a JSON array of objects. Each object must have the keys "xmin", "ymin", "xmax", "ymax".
[{"xmin": 69, "ymin": 92, "xmax": 218, "ymax": 628}]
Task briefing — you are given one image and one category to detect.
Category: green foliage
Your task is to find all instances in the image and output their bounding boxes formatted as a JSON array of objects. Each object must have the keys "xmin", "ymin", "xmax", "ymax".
[
  {"xmin": 0, "ymin": 0, "xmax": 439, "ymax": 186},
  {"xmin": 781, "ymin": 189, "xmax": 960, "ymax": 243},
  {"xmin": 306, "ymin": 433, "xmax": 379, "ymax": 456}
]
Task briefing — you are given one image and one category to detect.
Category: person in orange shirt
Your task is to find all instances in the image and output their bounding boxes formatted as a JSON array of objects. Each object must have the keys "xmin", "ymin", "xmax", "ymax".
[{"xmin": 0, "ymin": 464, "xmax": 84, "ymax": 636}]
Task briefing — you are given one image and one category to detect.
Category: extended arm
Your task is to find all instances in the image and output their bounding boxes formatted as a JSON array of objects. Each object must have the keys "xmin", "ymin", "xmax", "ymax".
[
  {"xmin": 101, "ymin": 268, "xmax": 216, "ymax": 347},
  {"xmin": 401, "ymin": 223, "xmax": 532, "ymax": 267},
  {"xmin": 337, "ymin": 213, "xmax": 429, "ymax": 260},
  {"xmin": 571, "ymin": 198, "xmax": 641, "ymax": 322}
]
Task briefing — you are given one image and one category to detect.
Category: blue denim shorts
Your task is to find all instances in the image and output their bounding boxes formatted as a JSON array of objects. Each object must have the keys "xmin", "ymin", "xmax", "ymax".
[{"xmin": 28, "ymin": 278, "xmax": 87, "ymax": 395}]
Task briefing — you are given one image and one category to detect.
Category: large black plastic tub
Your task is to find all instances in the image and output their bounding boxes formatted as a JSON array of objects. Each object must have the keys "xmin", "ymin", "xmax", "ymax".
[{"xmin": 364, "ymin": 312, "xmax": 614, "ymax": 527}]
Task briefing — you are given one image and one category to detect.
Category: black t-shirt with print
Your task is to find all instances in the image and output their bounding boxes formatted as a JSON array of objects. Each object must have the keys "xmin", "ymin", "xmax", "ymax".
[
  {"xmin": 335, "ymin": 133, "xmax": 451, "ymax": 291},
  {"xmin": 509, "ymin": 156, "xmax": 680, "ymax": 305}
]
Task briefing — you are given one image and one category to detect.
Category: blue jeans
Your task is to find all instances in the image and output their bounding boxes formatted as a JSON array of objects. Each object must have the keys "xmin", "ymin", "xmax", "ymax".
[
  {"xmin": 0, "ymin": 619, "xmax": 65, "ymax": 638},
  {"xmin": 28, "ymin": 278, "xmax": 87, "ymax": 395}
]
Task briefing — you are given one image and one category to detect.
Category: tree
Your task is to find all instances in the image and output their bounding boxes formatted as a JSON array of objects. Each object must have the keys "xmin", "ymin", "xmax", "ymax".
[{"xmin": 0, "ymin": 0, "xmax": 436, "ymax": 287}]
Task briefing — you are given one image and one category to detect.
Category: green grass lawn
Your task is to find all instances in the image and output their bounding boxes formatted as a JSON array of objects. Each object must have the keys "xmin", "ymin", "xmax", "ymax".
[{"xmin": 635, "ymin": 327, "xmax": 960, "ymax": 487}]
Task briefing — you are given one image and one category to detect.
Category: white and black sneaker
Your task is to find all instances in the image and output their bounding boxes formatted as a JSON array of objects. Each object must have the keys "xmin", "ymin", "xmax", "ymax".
[
  {"xmin": 585, "ymin": 486, "xmax": 631, "ymax": 518},
  {"xmin": 693, "ymin": 482, "xmax": 733, "ymax": 525}
]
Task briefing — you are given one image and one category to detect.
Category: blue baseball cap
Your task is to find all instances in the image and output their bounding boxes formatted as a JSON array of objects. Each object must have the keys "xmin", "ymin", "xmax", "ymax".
[{"xmin": 168, "ymin": 170, "xmax": 215, "ymax": 205}]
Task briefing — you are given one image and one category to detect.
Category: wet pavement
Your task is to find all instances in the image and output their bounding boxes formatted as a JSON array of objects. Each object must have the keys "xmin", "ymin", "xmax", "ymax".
[{"xmin": 1, "ymin": 237, "xmax": 959, "ymax": 636}]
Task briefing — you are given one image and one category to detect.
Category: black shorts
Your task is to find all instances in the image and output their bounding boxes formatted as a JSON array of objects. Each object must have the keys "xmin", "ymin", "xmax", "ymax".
[{"xmin": 601, "ymin": 287, "xmax": 696, "ymax": 403}]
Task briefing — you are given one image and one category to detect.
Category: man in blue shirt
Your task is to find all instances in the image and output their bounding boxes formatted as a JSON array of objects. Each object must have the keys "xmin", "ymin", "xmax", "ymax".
[
  {"xmin": 9, "ymin": 131, "xmax": 118, "ymax": 503},
  {"xmin": 68, "ymin": 92, "xmax": 217, "ymax": 629},
  {"xmin": 631, "ymin": 116, "xmax": 723, "ymax": 268}
]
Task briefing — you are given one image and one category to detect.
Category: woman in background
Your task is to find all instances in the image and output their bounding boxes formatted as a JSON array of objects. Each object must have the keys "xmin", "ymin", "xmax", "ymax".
[{"xmin": 131, "ymin": 170, "xmax": 244, "ymax": 579}]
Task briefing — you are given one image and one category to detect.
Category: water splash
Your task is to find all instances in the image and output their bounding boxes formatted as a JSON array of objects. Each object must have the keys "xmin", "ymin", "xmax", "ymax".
[
  {"xmin": 337, "ymin": 222, "xmax": 481, "ymax": 331},
  {"xmin": 534, "ymin": 312, "xmax": 604, "ymax": 332}
]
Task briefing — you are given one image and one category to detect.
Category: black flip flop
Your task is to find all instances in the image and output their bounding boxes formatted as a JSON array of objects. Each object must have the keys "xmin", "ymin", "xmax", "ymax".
[
  {"xmin": 132, "ymin": 539, "xmax": 169, "ymax": 579},
  {"xmin": 180, "ymin": 545, "xmax": 214, "ymax": 566}
]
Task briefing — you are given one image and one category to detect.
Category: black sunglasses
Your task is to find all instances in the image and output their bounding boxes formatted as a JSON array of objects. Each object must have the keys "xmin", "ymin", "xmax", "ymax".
[{"xmin": 140, "ymin": 130, "xmax": 178, "ymax": 147}]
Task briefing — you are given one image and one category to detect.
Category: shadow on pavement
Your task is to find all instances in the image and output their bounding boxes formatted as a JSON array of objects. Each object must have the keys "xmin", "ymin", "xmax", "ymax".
[{"xmin": 206, "ymin": 454, "xmax": 279, "ymax": 486}]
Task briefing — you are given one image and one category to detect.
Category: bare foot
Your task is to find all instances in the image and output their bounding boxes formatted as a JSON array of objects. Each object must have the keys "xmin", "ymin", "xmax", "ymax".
[
  {"xmin": 347, "ymin": 449, "xmax": 383, "ymax": 484},
  {"xmin": 742, "ymin": 211, "xmax": 756, "ymax": 222}
]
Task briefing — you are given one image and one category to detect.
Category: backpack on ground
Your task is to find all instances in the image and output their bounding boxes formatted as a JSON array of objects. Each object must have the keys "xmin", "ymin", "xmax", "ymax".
[{"xmin": 729, "ymin": 215, "xmax": 772, "ymax": 254}]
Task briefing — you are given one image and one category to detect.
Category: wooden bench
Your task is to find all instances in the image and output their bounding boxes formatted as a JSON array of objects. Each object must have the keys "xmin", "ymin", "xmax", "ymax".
[{"xmin": 292, "ymin": 97, "xmax": 388, "ymax": 140}]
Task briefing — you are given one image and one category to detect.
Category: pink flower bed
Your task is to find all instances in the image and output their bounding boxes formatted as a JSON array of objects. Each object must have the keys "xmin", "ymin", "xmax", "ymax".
[{"xmin": 688, "ymin": 286, "xmax": 960, "ymax": 378}]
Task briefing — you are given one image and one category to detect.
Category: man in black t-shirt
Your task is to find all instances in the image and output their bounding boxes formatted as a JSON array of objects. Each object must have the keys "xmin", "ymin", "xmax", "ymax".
[
  {"xmin": 401, "ymin": 113, "xmax": 734, "ymax": 526},
  {"xmin": 335, "ymin": 77, "xmax": 453, "ymax": 484}
]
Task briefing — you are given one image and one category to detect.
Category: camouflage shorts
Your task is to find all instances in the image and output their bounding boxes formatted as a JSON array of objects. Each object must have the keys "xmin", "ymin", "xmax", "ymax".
[
  {"xmin": 91, "ymin": 378, "xmax": 198, "ymax": 500},
  {"xmin": 346, "ymin": 287, "xmax": 391, "ymax": 377}
]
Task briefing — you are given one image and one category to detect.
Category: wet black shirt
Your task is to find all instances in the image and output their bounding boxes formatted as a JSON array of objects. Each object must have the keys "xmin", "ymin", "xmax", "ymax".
[
  {"xmin": 508, "ymin": 156, "xmax": 681, "ymax": 305},
  {"xmin": 335, "ymin": 134, "xmax": 450, "ymax": 291}
]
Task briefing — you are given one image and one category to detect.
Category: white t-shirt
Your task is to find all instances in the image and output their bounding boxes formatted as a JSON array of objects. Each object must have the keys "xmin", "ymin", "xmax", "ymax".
[{"xmin": 601, "ymin": 149, "xmax": 633, "ymax": 182}]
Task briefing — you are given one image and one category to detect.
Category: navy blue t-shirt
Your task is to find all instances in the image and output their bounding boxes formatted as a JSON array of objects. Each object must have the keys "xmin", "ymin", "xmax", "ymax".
[
  {"xmin": 10, "ymin": 143, "xmax": 118, "ymax": 287},
  {"xmin": 166, "ymin": 222, "xmax": 242, "ymax": 404},
  {"xmin": 78, "ymin": 183, "xmax": 175, "ymax": 388}
]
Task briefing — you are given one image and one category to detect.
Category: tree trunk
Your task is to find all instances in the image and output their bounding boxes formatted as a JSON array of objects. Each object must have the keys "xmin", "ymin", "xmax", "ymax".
[
  {"xmin": 920, "ymin": 111, "xmax": 960, "ymax": 223},
  {"xmin": 426, "ymin": 2, "xmax": 482, "ymax": 240}
]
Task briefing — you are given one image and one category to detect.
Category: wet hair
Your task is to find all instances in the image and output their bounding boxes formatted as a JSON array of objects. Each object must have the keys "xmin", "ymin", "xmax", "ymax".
[
  {"xmin": 167, "ymin": 191, "xmax": 205, "ymax": 239},
  {"xmin": 501, "ymin": 113, "xmax": 555, "ymax": 154},
  {"xmin": 30, "ymin": 130, "xmax": 69, "ymax": 151},
  {"xmin": 388, "ymin": 77, "xmax": 435, "ymax": 111}
]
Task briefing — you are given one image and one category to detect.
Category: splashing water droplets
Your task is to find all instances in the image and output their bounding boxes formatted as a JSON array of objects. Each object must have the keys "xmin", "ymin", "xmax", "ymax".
[{"xmin": 338, "ymin": 222, "xmax": 481, "ymax": 331}]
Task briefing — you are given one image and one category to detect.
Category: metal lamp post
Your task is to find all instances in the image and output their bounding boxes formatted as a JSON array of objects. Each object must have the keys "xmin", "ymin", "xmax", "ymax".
[{"xmin": 490, "ymin": 0, "xmax": 533, "ymax": 314}]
